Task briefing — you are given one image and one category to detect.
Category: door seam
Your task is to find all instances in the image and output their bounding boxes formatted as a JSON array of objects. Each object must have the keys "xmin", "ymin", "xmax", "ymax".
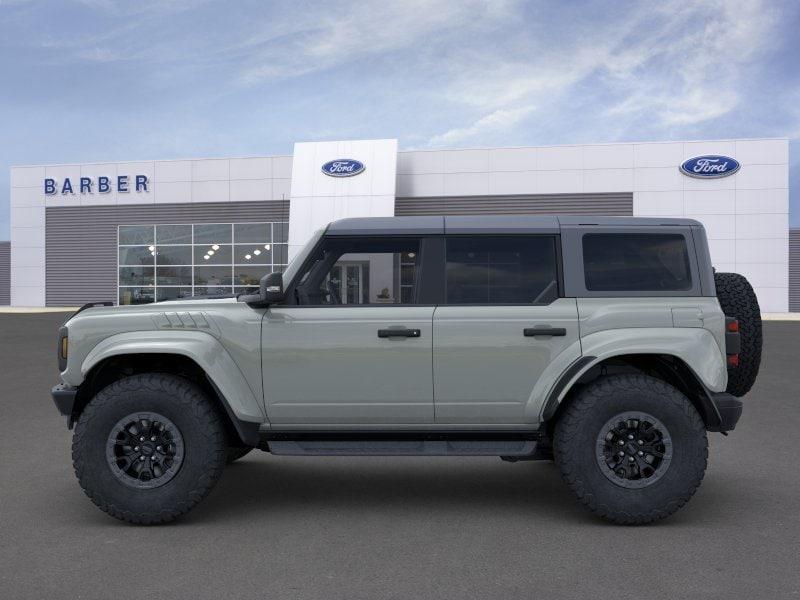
[{"xmin": 431, "ymin": 305, "xmax": 438, "ymax": 422}]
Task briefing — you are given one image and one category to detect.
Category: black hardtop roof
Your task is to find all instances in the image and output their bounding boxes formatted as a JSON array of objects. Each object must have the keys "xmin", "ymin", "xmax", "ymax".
[{"xmin": 325, "ymin": 215, "xmax": 701, "ymax": 235}]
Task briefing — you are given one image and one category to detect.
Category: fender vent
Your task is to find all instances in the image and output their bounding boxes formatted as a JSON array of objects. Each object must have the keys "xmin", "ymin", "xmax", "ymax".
[{"xmin": 152, "ymin": 311, "xmax": 212, "ymax": 330}]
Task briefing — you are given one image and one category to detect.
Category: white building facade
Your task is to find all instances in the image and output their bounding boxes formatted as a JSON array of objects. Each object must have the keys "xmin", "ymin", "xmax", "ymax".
[{"xmin": 8, "ymin": 137, "xmax": 790, "ymax": 311}]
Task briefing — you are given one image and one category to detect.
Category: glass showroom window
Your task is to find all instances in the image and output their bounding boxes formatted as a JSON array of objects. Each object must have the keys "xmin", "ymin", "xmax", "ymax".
[{"xmin": 118, "ymin": 222, "xmax": 288, "ymax": 305}]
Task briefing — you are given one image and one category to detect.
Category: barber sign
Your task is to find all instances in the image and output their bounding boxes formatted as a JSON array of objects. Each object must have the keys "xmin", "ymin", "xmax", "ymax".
[
  {"xmin": 680, "ymin": 155, "xmax": 740, "ymax": 179},
  {"xmin": 44, "ymin": 175, "xmax": 149, "ymax": 195},
  {"xmin": 321, "ymin": 159, "xmax": 365, "ymax": 177}
]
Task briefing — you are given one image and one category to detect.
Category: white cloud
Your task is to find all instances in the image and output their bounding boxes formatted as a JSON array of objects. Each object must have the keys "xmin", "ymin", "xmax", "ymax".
[
  {"xmin": 73, "ymin": 0, "xmax": 209, "ymax": 17},
  {"xmin": 24, "ymin": 0, "xmax": 212, "ymax": 64},
  {"xmin": 428, "ymin": 105, "xmax": 535, "ymax": 146},
  {"xmin": 602, "ymin": 0, "xmax": 781, "ymax": 127},
  {"xmin": 424, "ymin": 0, "xmax": 784, "ymax": 145},
  {"xmin": 1, "ymin": 0, "xmax": 794, "ymax": 147},
  {"xmin": 238, "ymin": 0, "xmax": 519, "ymax": 83}
]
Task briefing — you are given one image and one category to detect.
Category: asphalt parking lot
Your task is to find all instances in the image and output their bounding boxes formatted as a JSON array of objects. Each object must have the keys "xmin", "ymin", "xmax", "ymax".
[{"xmin": 1, "ymin": 313, "xmax": 799, "ymax": 600}]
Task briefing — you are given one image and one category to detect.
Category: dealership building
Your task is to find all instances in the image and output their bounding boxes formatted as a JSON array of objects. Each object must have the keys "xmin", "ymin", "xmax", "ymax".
[{"xmin": 4, "ymin": 137, "xmax": 794, "ymax": 312}]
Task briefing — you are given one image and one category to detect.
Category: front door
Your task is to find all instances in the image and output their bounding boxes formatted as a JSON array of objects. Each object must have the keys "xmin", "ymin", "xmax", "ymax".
[
  {"xmin": 262, "ymin": 235, "xmax": 434, "ymax": 425},
  {"xmin": 433, "ymin": 235, "xmax": 580, "ymax": 424}
]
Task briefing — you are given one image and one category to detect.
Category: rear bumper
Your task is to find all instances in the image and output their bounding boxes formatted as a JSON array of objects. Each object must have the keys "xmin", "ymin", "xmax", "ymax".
[
  {"xmin": 52, "ymin": 384, "xmax": 78, "ymax": 422},
  {"xmin": 707, "ymin": 392, "xmax": 743, "ymax": 432}
]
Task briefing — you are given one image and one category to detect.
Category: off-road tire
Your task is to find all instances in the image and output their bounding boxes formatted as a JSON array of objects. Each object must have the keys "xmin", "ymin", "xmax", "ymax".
[
  {"xmin": 714, "ymin": 271, "xmax": 762, "ymax": 397},
  {"xmin": 554, "ymin": 374, "xmax": 708, "ymax": 525},
  {"xmin": 226, "ymin": 446, "xmax": 253, "ymax": 464},
  {"xmin": 72, "ymin": 373, "xmax": 227, "ymax": 524}
]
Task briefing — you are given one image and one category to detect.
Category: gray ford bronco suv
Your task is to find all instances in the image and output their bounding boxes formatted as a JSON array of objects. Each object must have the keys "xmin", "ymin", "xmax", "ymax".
[{"xmin": 52, "ymin": 216, "xmax": 761, "ymax": 525}]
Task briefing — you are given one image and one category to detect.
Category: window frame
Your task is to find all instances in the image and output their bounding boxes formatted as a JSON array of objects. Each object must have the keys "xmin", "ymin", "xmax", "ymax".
[
  {"xmin": 560, "ymin": 225, "xmax": 702, "ymax": 298},
  {"xmin": 440, "ymin": 234, "xmax": 563, "ymax": 306},
  {"xmin": 281, "ymin": 235, "xmax": 429, "ymax": 307}
]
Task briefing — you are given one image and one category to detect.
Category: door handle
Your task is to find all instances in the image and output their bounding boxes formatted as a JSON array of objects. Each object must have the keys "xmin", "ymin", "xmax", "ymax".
[
  {"xmin": 378, "ymin": 328, "xmax": 421, "ymax": 339},
  {"xmin": 524, "ymin": 327, "xmax": 566, "ymax": 337}
]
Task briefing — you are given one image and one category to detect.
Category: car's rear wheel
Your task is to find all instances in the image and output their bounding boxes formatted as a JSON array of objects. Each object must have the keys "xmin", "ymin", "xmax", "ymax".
[
  {"xmin": 714, "ymin": 271, "xmax": 762, "ymax": 397},
  {"xmin": 553, "ymin": 374, "xmax": 708, "ymax": 525},
  {"xmin": 72, "ymin": 373, "xmax": 227, "ymax": 524}
]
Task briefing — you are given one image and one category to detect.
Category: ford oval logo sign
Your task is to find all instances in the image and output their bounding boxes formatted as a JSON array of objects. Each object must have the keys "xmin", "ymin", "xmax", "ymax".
[
  {"xmin": 680, "ymin": 155, "xmax": 740, "ymax": 179},
  {"xmin": 321, "ymin": 159, "xmax": 365, "ymax": 177}
]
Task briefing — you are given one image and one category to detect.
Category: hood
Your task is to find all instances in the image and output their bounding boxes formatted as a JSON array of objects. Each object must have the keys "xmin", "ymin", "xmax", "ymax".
[
  {"xmin": 153, "ymin": 296, "xmax": 239, "ymax": 307},
  {"xmin": 64, "ymin": 296, "xmax": 240, "ymax": 326}
]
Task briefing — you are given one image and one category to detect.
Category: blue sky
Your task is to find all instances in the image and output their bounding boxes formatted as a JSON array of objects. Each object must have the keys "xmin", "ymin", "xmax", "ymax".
[{"xmin": 1, "ymin": 0, "xmax": 799, "ymax": 237}]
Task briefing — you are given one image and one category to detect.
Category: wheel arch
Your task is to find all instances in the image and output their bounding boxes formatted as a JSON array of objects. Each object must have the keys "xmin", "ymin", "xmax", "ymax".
[
  {"xmin": 73, "ymin": 350, "xmax": 260, "ymax": 447},
  {"xmin": 543, "ymin": 353, "xmax": 724, "ymax": 433}
]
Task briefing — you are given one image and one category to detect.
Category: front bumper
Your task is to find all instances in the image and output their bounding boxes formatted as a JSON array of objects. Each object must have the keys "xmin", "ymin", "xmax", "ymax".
[
  {"xmin": 707, "ymin": 392, "xmax": 743, "ymax": 432},
  {"xmin": 52, "ymin": 384, "xmax": 78, "ymax": 425}
]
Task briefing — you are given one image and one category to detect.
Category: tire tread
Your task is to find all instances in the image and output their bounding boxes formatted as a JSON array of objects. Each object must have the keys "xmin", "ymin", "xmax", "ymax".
[
  {"xmin": 72, "ymin": 373, "xmax": 227, "ymax": 525},
  {"xmin": 554, "ymin": 374, "xmax": 708, "ymax": 525},
  {"xmin": 714, "ymin": 271, "xmax": 762, "ymax": 397}
]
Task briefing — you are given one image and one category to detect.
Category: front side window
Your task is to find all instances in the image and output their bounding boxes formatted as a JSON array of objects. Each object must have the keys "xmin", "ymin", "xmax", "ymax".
[
  {"xmin": 293, "ymin": 237, "xmax": 420, "ymax": 305},
  {"xmin": 582, "ymin": 233, "xmax": 692, "ymax": 292},
  {"xmin": 445, "ymin": 236, "xmax": 559, "ymax": 304}
]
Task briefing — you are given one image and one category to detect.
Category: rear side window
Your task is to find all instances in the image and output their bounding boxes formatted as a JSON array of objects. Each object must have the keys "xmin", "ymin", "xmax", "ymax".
[
  {"xmin": 445, "ymin": 236, "xmax": 559, "ymax": 304},
  {"xmin": 582, "ymin": 233, "xmax": 692, "ymax": 292}
]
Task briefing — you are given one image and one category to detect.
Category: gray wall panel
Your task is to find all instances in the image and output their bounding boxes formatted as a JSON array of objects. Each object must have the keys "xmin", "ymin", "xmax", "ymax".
[
  {"xmin": 46, "ymin": 201, "xmax": 289, "ymax": 307},
  {"xmin": 395, "ymin": 193, "xmax": 633, "ymax": 216},
  {"xmin": 791, "ymin": 228, "xmax": 800, "ymax": 313},
  {"xmin": 0, "ymin": 242, "xmax": 10, "ymax": 306}
]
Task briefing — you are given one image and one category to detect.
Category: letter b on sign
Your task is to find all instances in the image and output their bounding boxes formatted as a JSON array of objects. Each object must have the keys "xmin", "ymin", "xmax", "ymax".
[{"xmin": 44, "ymin": 179, "xmax": 56, "ymax": 195}]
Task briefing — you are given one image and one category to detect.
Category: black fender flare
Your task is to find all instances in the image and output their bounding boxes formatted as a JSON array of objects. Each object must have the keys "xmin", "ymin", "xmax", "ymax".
[{"xmin": 542, "ymin": 355, "xmax": 729, "ymax": 432}]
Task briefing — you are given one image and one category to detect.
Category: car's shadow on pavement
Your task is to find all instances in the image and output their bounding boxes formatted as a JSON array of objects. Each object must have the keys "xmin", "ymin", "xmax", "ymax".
[
  {"xmin": 196, "ymin": 455, "xmax": 573, "ymax": 517},
  {"xmin": 185, "ymin": 453, "xmax": 739, "ymax": 527},
  {"xmin": 55, "ymin": 450, "xmax": 744, "ymax": 529}
]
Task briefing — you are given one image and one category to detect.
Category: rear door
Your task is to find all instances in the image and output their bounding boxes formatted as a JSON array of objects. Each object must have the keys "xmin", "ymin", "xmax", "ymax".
[{"xmin": 432, "ymin": 235, "xmax": 580, "ymax": 424}]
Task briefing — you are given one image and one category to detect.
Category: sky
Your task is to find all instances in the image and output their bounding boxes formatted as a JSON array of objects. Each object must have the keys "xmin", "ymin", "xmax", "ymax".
[{"xmin": 1, "ymin": 0, "xmax": 799, "ymax": 237}]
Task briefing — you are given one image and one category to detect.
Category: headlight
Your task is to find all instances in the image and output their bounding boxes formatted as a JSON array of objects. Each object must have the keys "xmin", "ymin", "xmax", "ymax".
[{"xmin": 58, "ymin": 327, "xmax": 68, "ymax": 372}]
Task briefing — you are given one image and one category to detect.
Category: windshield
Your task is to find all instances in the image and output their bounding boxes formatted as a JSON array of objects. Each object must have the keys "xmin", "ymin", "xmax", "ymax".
[{"xmin": 280, "ymin": 229, "xmax": 324, "ymax": 288}]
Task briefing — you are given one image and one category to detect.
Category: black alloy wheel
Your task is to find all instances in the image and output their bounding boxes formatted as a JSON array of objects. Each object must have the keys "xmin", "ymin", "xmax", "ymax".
[
  {"xmin": 106, "ymin": 412, "xmax": 185, "ymax": 489},
  {"xmin": 595, "ymin": 411, "xmax": 673, "ymax": 489}
]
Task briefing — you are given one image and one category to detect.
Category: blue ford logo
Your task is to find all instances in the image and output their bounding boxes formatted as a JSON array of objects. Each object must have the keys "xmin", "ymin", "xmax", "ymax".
[
  {"xmin": 321, "ymin": 159, "xmax": 365, "ymax": 177},
  {"xmin": 680, "ymin": 155, "xmax": 740, "ymax": 178}
]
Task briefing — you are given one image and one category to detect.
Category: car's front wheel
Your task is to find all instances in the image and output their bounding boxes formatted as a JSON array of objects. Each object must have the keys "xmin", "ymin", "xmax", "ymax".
[
  {"xmin": 72, "ymin": 373, "xmax": 227, "ymax": 524},
  {"xmin": 553, "ymin": 374, "xmax": 708, "ymax": 525}
]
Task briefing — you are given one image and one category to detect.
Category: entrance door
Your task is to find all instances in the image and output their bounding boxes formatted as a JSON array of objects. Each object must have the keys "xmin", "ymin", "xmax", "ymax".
[
  {"xmin": 326, "ymin": 262, "xmax": 366, "ymax": 305},
  {"xmin": 433, "ymin": 235, "xmax": 580, "ymax": 424},
  {"xmin": 262, "ymin": 236, "xmax": 434, "ymax": 425}
]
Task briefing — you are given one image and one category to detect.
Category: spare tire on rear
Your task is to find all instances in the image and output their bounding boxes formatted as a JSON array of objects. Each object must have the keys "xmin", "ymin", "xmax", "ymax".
[{"xmin": 714, "ymin": 272, "xmax": 762, "ymax": 396}]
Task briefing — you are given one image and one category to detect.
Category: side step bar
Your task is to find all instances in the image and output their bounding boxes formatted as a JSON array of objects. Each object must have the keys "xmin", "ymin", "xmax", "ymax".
[{"xmin": 267, "ymin": 439, "xmax": 538, "ymax": 457}]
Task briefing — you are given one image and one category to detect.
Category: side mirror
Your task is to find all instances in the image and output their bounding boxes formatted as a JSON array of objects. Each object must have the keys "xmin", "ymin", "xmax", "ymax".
[
  {"xmin": 238, "ymin": 271, "xmax": 285, "ymax": 307},
  {"xmin": 262, "ymin": 271, "xmax": 285, "ymax": 304}
]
